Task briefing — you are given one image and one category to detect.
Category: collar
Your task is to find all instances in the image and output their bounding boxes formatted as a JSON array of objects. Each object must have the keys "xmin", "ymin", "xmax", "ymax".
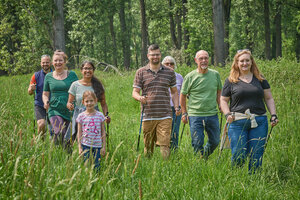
[{"xmin": 145, "ymin": 63, "xmax": 165, "ymax": 73}]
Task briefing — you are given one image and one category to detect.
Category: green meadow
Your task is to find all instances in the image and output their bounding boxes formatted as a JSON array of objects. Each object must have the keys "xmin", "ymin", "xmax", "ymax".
[{"xmin": 0, "ymin": 59, "xmax": 299, "ymax": 199}]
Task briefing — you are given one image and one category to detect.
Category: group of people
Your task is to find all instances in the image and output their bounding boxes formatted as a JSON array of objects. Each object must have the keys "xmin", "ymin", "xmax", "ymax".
[
  {"xmin": 28, "ymin": 50, "xmax": 110, "ymax": 171},
  {"xmin": 28, "ymin": 45, "xmax": 278, "ymax": 173},
  {"xmin": 132, "ymin": 44, "xmax": 278, "ymax": 173}
]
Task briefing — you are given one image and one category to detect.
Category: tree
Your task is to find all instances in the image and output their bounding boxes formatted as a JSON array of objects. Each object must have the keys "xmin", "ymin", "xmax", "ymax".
[
  {"xmin": 119, "ymin": 0, "xmax": 131, "ymax": 70},
  {"xmin": 264, "ymin": 0, "xmax": 271, "ymax": 60},
  {"xmin": 212, "ymin": 0, "xmax": 226, "ymax": 66},
  {"xmin": 275, "ymin": 0, "xmax": 282, "ymax": 58},
  {"xmin": 53, "ymin": 0, "xmax": 65, "ymax": 51},
  {"xmin": 140, "ymin": 0, "xmax": 148, "ymax": 66},
  {"xmin": 223, "ymin": 0, "xmax": 231, "ymax": 61}
]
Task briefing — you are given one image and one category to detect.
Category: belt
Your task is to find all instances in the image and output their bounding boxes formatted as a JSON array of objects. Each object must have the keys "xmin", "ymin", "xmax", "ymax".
[{"xmin": 232, "ymin": 109, "xmax": 266, "ymax": 128}]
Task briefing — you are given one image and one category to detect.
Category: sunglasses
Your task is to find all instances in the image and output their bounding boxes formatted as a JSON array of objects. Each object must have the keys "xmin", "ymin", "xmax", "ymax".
[{"xmin": 164, "ymin": 62, "xmax": 175, "ymax": 66}]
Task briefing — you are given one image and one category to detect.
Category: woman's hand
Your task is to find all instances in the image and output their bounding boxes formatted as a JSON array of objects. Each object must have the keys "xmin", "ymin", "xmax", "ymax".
[
  {"xmin": 105, "ymin": 116, "xmax": 111, "ymax": 124},
  {"xmin": 270, "ymin": 114, "xmax": 279, "ymax": 127},
  {"xmin": 67, "ymin": 102, "xmax": 74, "ymax": 111},
  {"xmin": 44, "ymin": 101, "xmax": 49, "ymax": 111}
]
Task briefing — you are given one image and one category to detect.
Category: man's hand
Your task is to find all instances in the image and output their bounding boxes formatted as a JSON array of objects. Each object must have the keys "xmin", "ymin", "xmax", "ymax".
[
  {"xmin": 29, "ymin": 84, "xmax": 36, "ymax": 92},
  {"xmin": 181, "ymin": 113, "xmax": 188, "ymax": 124},
  {"xmin": 140, "ymin": 95, "xmax": 147, "ymax": 105}
]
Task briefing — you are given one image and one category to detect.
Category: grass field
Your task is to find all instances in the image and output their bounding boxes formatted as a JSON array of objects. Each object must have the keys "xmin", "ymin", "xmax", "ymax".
[{"xmin": 0, "ymin": 59, "xmax": 299, "ymax": 199}]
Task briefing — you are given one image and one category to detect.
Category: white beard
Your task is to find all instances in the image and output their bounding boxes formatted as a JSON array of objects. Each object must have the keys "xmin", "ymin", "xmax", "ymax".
[{"xmin": 201, "ymin": 66, "xmax": 208, "ymax": 70}]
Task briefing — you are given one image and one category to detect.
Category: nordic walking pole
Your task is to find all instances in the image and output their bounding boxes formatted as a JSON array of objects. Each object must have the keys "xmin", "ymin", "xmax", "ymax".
[
  {"xmin": 179, "ymin": 114, "xmax": 187, "ymax": 147},
  {"xmin": 217, "ymin": 122, "xmax": 229, "ymax": 162},
  {"xmin": 137, "ymin": 106, "xmax": 145, "ymax": 152},
  {"xmin": 106, "ymin": 112, "xmax": 109, "ymax": 153},
  {"xmin": 264, "ymin": 126, "xmax": 274, "ymax": 150},
  {"xmin": 179, "ymin": 123, "xmax": 185, "ymax": 146},
  {"xmin": 33, "ymin": 93, "xmax": 36, "ymax": 135}
]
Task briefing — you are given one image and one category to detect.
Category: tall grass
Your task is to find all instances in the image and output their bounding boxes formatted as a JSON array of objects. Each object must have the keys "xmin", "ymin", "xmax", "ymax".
[{"xmin": 0, "ymin": 59, "xmax": 299, "ymax": 199}]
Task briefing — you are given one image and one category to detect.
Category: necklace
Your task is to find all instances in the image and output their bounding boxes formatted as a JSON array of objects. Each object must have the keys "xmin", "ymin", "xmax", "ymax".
[{"xmin": 56, "ymin": 71, "xmax": 64, "ymax": 76}]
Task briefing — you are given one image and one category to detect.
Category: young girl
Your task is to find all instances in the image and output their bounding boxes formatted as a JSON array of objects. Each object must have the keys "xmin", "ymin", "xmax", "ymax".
[{"xmin": 76, "ymin": 91, "xmax": 106, "ymax": 171}]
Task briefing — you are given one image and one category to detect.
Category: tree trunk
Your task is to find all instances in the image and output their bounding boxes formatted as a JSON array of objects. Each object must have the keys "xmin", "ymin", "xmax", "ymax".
[
  {"xmin": 53, "ymin": 0, "xmax": 65, "ymax": 51},
  {"xmin": 176, "ymin": 10, "xmax": 182, "ymax": 50},
  {"xmin": 223, "ymin": 0, "xmax": 231, "ymax": 61},
  {"xmin": 119, "ymin": 0, "xmax": 131, "ymax": 70},
  {"xmin": 109, "ymin": 14, "xmax": 118, "ymax": 67},
  {"xmin": 264, "ymin": 0, "xmax": 271, "ymax": 60},
  {"xmin": 296, "ymin": 32, "xmax": 300, "ymax": 62},
  {"xmin": 169, "ymin": 0, "xmax": 179, "ymax": 49},
  {"xmin": 212, "ymin": 0, "xmax": 226, "ymax": 66},
  {"xmin": 275, "ymin": 0, "xmax": 282, "ymax": 58},
  {"xmin": 140, "ymin": 0, "xmax": 148, "ymax": 66},
  {"xmin": 182, "ymin": 0, "xmax": 190, "ymax": 65},
  {"xmin": 182, "ymin": 0, "xmax": 189, "ymax": 50}
]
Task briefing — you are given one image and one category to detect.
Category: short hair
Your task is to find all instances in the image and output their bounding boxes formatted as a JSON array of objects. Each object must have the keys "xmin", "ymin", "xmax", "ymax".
[
  {"xmin": 162, "ymin": 56, "xmax": 177, "ymax": 69},
  {"xmin": 195, "ymin": 50, "xmax": 209, "ymax": 58},
  {"xmin": 41, "ymin": 54, "xmax": 51, "ymax": 59},
  {"xmin": 148, "ymin": 44, "xmax": 160, "ymax": 53}
]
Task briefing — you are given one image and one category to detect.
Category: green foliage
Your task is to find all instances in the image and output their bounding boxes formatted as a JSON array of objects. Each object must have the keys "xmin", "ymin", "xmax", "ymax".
[
  {"xmin": 0, "ymin": 61, "xmax": 299, "ymax": 199},
  {"xmin": 0, "ymin": 0, "xmax": 300, "ymax": 74}
]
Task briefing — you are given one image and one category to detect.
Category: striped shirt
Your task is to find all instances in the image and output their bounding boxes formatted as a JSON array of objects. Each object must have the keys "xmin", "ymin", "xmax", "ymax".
[
  {"xmin": 133, "ymin": 64, "xmax": 177, "ymax": 120},
  {"xmin": 76, "ymin": 111, "xmax": 105, "ymax": 148}
]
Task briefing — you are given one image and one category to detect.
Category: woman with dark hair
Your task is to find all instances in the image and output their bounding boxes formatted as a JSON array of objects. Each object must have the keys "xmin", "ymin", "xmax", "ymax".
[
  {"xmin": 43, "ymin": 50, "xmax": 78, "ymax": 145},
  {"xmin": 67, "ymin": 61, "xmax": 110, "ymax": 143},
  {"xmin": 220, "ymin": 49, "xmax": 278, "ymax": 173}
]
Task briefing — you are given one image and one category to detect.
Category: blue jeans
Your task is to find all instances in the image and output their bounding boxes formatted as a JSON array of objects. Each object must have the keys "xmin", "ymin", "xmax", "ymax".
[
  {"xmin": 188, "ymin": 114, "xmax": 220, "ymax": 156},
  {"xmin": 228, "ymin": 116, "xmax": 268, "ymax": 172},
  {"xmin": 82, "ymin": 144, "xmax": 101, "ymax": 172},
  {"xmin": 170, "ymin": 107, "xmax": 182, "ymax": 150}
]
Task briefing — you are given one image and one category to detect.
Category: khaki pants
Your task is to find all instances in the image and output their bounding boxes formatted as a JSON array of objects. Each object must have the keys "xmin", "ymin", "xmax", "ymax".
[{"xmin": 142, "ymin": 118, "xmax": 172, "ymax": 159}]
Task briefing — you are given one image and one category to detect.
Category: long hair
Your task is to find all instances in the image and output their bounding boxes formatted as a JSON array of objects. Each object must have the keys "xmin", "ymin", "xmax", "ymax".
[
  {"xmin": 228, "ymin": 50, "xmax": 264, "ymax": 83},
  {"xmin": 81, "ymin": 61, "xmax": 105, "ymax": 101}
]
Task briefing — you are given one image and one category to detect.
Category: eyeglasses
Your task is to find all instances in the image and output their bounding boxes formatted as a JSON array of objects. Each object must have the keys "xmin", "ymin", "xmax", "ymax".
[
  {"xmin": 164, "ymin": 62, "xmax": 175, "ymax": 66},
  {"xmin": 82, "ymin": 67, "xmax": 93, "ymax": 71},
  {"xmin": 148, "ymin": 53, "xmax": 161, "ymax": 57},
  {"xmin": 196, "ymin": 57, "xmax": 209, "ymax": 61},
  {"xmin": 237, "ymin": 49, "xmax": 251, "ymax": 53}
]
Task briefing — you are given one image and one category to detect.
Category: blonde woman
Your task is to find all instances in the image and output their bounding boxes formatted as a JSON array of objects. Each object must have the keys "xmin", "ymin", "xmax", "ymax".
[
  {"xmin": 42, "ymin": 50, "xmax": 78, "ymax": 145},
  {"xmin": 220, "ymin": 49, "xmax": 278, "ymax": 173}
]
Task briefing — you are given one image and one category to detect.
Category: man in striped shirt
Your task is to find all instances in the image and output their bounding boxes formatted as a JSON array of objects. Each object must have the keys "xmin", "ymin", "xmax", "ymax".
[{"xmin": 132, "ymin": 44, "xmax": 180, "ymax": 159}]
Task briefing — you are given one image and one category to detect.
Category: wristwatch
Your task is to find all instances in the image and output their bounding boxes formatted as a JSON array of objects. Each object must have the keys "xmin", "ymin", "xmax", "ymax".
[{"xmin": 182, "ymin": 112, "xmax": 188, "ymax": 116}]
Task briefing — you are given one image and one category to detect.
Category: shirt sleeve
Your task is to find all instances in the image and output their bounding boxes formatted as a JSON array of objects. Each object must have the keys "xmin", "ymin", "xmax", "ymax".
[
  {"xmin": 170, "ymin": 71, "xmax": 177, "ymax": 88},
  {"xmin": 261, "ymin": 79, "xmax": 270, "ymax": 89},
  {"xmin": 43, "ymin": 74, "xmax": 50, "ymax": 92},
  {"xmin": 180, "ymin": 75, "xmax": 190, "ymax": 95},
  {"xmin": 30, "ymin": 74, "xmax": 36, "ymax": 85},
  {"xmin": 133, "ymin": 69, "xmax": 143, "ymax": 89},
  {"xmin": 221, "ymin": 78, "xmax": 231, "ymax": 97},
  {"xmin": 76, "ymin": 113, "xmax": 83, "ymax": 123},
  {"xmin": 68, "ymin": 81, "xmax": 77, "ymax": 96},
  {"xmin": 216, "ymin": 72, "xmax": 222, "ymax": 90}
]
